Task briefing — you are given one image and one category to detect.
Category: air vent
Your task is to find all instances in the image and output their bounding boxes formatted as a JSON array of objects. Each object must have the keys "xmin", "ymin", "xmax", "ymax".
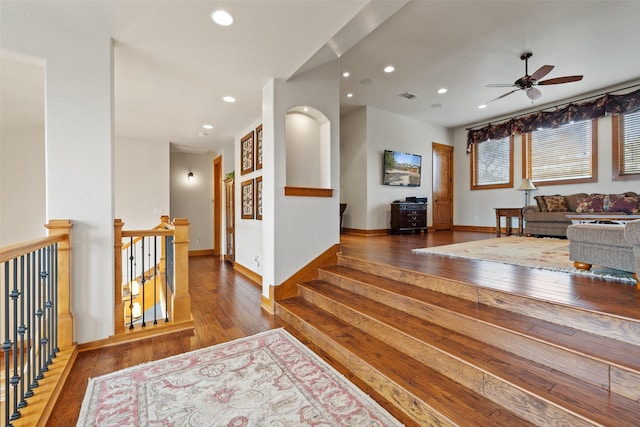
[{"xmin": 399, "ymin": 91, "xmax": 418, "ymax": 100}]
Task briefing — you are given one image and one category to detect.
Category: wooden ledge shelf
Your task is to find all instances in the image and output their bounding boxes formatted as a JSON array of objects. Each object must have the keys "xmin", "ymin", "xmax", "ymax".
[{"xmin": 284, "ymin": 186, "xmax": 333, "ymax": 197}]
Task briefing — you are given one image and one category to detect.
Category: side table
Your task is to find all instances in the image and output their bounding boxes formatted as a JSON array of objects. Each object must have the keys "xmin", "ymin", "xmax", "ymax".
[{"xmin": 495, "ymin": 208, "xmax": 523, "ymax": 237}]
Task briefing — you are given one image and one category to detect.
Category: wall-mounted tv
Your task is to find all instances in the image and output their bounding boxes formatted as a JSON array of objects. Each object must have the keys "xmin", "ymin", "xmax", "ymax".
[{"xmin": 383, "ymin": 150, "xmax": 422, "ymax": 187}]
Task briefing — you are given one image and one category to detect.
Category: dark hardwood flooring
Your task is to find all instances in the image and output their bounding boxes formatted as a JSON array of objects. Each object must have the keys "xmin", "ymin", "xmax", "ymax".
[{"xmin": 47, "ymin": 231, "xmax": 640, "ymax": 424}]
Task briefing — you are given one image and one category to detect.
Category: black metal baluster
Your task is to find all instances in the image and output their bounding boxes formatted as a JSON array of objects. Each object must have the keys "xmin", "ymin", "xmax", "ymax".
[
  {"xmin": 39, "ymin": 247, "xmax": 49, "ymax": 378},
  {"xmin": 29, "ymin": 250, "xmax": 38, "ymax": 392},
  {"xmin": 129, "ymin": 237, "xmax": 134, "ymax": 329},
  {"xmin": 43, "ymin": 245, "xmax": 53, "ymax": 368},
  {"xmin": 9, "ymin": 259, "xmax": 21, "ymax": 421},
  {"xmin": 3, "ymin": 261, "xmax": 13, "ymax": 426},
  {"xmin": 35, "ymin": 248, "xmax": 44, "ymax": 382},
  {"xmin": 141, "ymin": 237, "xmax": 146, "ymax": 327},
  {"xmin": 25, "ymin": 252, "xmax": 34, "ymax": 399},
  {"xmin": 17, "ymin": 255, "xmax": 27, "ymax": 411},
  {"xmin": 52, "ymin": 243, "xmax": 59, "ymax": 354},
  {"xmin": 153, "ymin": 236, "xmax": 158, "ymax": 325}
]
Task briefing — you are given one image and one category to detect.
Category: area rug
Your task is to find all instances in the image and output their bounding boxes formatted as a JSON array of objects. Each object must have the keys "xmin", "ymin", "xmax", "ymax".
[
  {"xmin": 412, "ymin": 236, "xmax": 636, "ymax": 284},
  {"xmin": 77, "ymin": 328, "xmax": 402, "ymax": 426}
]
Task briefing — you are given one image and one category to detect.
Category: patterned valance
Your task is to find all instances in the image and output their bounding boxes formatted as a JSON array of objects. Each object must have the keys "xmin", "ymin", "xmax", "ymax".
[{"xmin": 467, "ymin": 87, "xmax": 640, "ymax": 152}]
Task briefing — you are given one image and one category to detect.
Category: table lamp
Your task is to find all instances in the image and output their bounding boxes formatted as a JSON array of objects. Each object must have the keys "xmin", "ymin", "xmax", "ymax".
[{"xmin": 517, "ymin": 178, "xmax": 537, "ymax": 207}]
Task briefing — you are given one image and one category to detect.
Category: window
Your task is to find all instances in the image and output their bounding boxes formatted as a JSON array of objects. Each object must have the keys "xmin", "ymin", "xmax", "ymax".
[
  {"xmin": 470, "ymin": 135, "xmax": 513, "ymax": 190},
  {"xmin": 524, "ymin": 119, "xmax": 597, "ymax": 185},
  {"xmin": 613, "ymin": 110, "xmax": 640, "ymax": 180}
]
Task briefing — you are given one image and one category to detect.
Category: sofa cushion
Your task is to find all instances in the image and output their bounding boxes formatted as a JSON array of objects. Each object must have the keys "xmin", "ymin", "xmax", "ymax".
[
  {"xmin": 534, "ymin": 195, "xmax": 549, "ymax": 212},
  {"xmin": 565, "ymin": 193, "xmax": 588, "ymax": 212},
  {"xmin": 576, "ymin": 194, "xmax": 606, "ymax": 213},
  {"xmin": 524, "ymin": 211, "xmax": 572, "ymax": 223},
  {"xmin": 608, "ymin": 194, "xmax": 640, "ymax": 214},
  {"xmin": 543, "ymin": 195, "xmax": 569, "ymax": 212}
]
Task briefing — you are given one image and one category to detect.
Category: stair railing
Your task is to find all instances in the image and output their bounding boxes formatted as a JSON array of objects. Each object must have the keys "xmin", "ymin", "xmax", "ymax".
[
  {"xmin": 0, "ymin": 220, "xmax": 73, "ymax": 426},
  {"xmin": 113, "ymin": 216, "xmax": 191, "ymax": 335}
]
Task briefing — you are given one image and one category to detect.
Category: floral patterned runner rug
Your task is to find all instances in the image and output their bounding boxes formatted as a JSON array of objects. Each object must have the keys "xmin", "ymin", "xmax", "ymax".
[
  {"xmin": 413, "ymin": 236, "xmax": 635, "ymax": 284},
  {"xmin": 77, "ymin": 328, "xmax": 402, "ymax": 426}
]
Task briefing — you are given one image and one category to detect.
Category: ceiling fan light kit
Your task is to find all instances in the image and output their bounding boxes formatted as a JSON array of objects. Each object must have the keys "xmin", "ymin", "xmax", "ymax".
[{"xmin": 486, "ymin": 52, "xmax": 583, "ymax": 103}]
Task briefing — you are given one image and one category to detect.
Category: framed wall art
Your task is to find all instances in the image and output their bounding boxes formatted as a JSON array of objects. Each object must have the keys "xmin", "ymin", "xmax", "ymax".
[
  {"xmin": 255, "ymin": 124, "xmax": 263, "ymax": 170},
  {"xmin": 241, "ymin": 179, "xmax": 254, "ymax": 219},
  {"xmin": 241, "ymin": 131, "xmax": 254, "ymax": 175},
  {"xmin": 256, "ymin": 176, "xmax": 263, "ymax": 220}
]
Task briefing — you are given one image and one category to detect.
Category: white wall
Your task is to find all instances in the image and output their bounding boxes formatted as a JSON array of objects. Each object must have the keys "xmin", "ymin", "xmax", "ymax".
[
  {"xmin": 453, "ymin": 114, "xmax": 635, "ymax": 228},
  {"xmin": 285, "ymin": 112, "xmax": 326, "ymax": 188},
  {"xmin": 2, "ymin": 8, "xmax": 115, "ymax": 343},
  {"xmin": 234, "ymin": 119, "xmax": 264, "ymax": 275},
  {"xmin": 170, "ymin": 152, "xmax": 215, "ymax": 251},
  {"xmin": 340, "ymin": 107, "xmax": 450, "ymax": 231},
  {"xmin": 115, "ymin": 138, "xmax": 170, "ymax": 230},
  {"xmin": 260, "ymin": 61, "xmax": 341, "ymax": 295}
]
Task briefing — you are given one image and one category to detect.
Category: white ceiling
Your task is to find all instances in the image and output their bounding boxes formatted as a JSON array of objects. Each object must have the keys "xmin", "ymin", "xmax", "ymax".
[{"xmin": 2, "ymin": 1, "xmax": 640, "ymax": 152}]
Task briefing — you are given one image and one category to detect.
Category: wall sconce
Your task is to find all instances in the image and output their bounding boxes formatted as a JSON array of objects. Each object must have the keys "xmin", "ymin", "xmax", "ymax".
[{"xmin": 187, "ymin": 171, "xmax": 194, "ymax": 183}]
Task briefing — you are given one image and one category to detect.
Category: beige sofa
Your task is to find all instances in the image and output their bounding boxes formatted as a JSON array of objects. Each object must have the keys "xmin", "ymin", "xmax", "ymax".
[
  {"xmin": 567, "ymin": 221, "xmax": 640, "ymax": 288},
  {"xmin": 523, "ymin": 192, "xmax": 639, "ymax": 237}
]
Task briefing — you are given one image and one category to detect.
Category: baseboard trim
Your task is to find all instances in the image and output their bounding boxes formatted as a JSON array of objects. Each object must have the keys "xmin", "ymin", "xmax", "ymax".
[
  {"xmin": 452, "ymin": 225, "xmax": 495, "ymax": 233},
  {"xmin": 234, "ymin": 262, "xmax": 262, "ymax": 288},
  {"xmin": 189, "ymin": 249, "xmax": 214, "ymax": 257},
  {"xmin": 342, "ymin": 228, "xmax": 389, "ymax": 236}
]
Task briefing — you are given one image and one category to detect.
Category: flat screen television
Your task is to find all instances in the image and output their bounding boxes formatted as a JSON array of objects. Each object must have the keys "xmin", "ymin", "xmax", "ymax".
[{"xmin": 383, "ymin": 150, "xmax": 422, "ymax": 187}]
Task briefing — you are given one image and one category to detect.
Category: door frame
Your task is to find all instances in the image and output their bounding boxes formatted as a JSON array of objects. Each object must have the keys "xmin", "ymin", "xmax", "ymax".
[{"xmin": 213, "ymin": 156, "xmax": 222, "ymax": 257}]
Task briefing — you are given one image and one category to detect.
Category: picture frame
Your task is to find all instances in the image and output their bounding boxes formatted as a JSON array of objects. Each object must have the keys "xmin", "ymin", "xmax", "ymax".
[
  {"xmin": 256, "ymin": 176, "xmax": 263, "ymax": 220},
  {"xmin": 241, "ymin": 179, "xmax": 254, "ymax": 219},
  {"xmin": 255, "ymin": 124, "xmax": 263, "ymax": 170},
  {"xmin": 241, "ymin": 131, "xmax": 254, "ymax": 175}
]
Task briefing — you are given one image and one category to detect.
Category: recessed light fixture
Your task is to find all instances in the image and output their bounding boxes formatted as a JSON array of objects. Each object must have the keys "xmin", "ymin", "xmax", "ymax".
[
  {"xmin": 346, "ymin": 93, "xmax": 354, "ymax": 98},
  {"xmin": 202, "ymin": 124, "xmax": 213, "ymax": 129},
  {"xmin": 342, "ymin": 71, "xmax": 350, "ymax": 78},
  {"xmin": 437, "ymin": 88, "xmax": 448, "ymax": 94},
  {"xmin": 223, "ymin": 96, "xmax": 236, "ymax": 103},
  {"xmin": 478, "ymin": 104, "xmax": 487, "ymax": 109},
  {"xmin": 303, "ymin": 107, "xmax": 309, "ymax": 112},
  {"xmin": 211, "ymin": 10, "xmax": 234, "ymax": 26},
  {"xmin": 384, "ymin": 65, "xmax": 395, "ymax": 73}
]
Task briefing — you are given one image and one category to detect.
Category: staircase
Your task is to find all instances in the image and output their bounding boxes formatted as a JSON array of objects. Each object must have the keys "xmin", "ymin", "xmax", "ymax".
[{"xmin": 275, "ymin": 253, "xmax": 640, "ymax": 426}]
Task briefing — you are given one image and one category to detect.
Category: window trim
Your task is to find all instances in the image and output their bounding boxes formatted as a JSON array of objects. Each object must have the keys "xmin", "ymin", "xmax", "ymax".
[
  {"xmin": 612, "ymin": 112, "xmax": 640, "ymax": 181},
  {"xmin": 470, "ymin": 135, "xmax": 514, "ymax": 190},
  {"xmin": 523, "ymin": 119, "xmax": 598, "ymax": 186}
]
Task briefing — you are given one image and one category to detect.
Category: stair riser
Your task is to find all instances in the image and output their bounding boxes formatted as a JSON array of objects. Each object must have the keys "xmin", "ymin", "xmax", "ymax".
[
  {"xmin": 337, "ymin": 255, "xmax": 640, "ymax": 348},
  {"xmin": 274, "ymin": 305, "xmax": 458, "ymax": 427},
  {"xmin": 298, "ymin": 286, "xmax": 594, "ymax": 427},
  {"xmin": 318, "ymin": 270, "xmax": 611, "ymax": 391}
]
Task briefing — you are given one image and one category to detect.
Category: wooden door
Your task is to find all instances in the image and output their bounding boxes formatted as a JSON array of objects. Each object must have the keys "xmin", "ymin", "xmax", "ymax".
[
  {"xmin": 224, "ymin": 178, "xmax": 235, "ymax": 265},
  {"xmin": 432, "ymin": 143, "xmax": 453, "ymax": 230},
  {"xmin": 213, "ymin": 156, "xmax": 222, "ymax": 257}
]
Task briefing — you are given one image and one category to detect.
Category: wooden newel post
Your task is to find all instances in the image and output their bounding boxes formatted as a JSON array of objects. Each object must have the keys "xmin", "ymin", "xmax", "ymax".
[
  {"xmin": 46, "ymin": 219, "xmax": 74, "ymax": 349},
  {"xmin": 172, "ymin": 218, "xmax": 191, "ymax": 323},
  {"xmin": 159, "ymin": 215, "xmax": 170, "ymax": 274},
  {"xmin": 114, "ymin": 219, "xmax": 125, "ymax": 334}
]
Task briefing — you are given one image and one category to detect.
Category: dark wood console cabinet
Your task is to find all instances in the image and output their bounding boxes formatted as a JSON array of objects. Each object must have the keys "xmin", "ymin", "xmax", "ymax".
[{"xmin": 390, "ymin": 202, "xmax": 427, "ymax": 234}]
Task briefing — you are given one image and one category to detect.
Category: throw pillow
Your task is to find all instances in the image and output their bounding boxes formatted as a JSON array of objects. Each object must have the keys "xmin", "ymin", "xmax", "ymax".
[
  {"xmin": 565, "ymin": 193, "xmax": 588, "ymax": 212},
  {"xmin": 543, "ymin": 195, "xmax": 569, "ymax": 212},
  {"xmin": 608, "ymin": 194, "xmax": 640, "ymax": 214},
  {"xmin": 575, "ymin": 194, "xmax": 605, "ymax": 213},
  {"xmin": 534, "ymin": 195, "xmax": 548, "ymax": 212}
]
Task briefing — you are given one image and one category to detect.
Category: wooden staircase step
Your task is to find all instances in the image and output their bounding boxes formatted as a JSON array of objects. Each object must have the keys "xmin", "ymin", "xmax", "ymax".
[
  {"xmin": 319, "ymin": 264, "xmax": 640, "ymax": 401},
  {"xmin": 276, "ymin": 297, "xmax": 536, "ymax": 427},
  {"xmin": 297, "ymin": 280, "xmax": 640, "ymax": 426},
  {"xmin": 336, "ymin": 254, "xmax": 640, "ymax": 348}
]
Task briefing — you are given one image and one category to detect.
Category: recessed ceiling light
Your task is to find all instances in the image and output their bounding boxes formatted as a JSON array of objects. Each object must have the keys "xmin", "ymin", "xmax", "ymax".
[
  {"xmin": 223, "ymin": 96, "xmax": 236, "ymax": 103},
  {"xmin": 211, "ymin": 10, "xmax": 234, "ymax": 26},
  {"xmin": 342, "ymin": 71, "xmax": 350, "ymax": 78},
  {"xmin": 303, "ymin": 107, "xmax": 309, "ymax": 112},
  {"xmin": 384, "ymin": 65, "xmax": 395, "ymax": 73},
  {"xmin": 202, "ymin": 124, "xmax": 213, "ymax": 130},
  {"xmin": 478, "ymin": 104, "xmax": 487, "ymax": 109},
  {"xmin": 346, "ymin": 93, "xmax": 354, "ymax": 98},
  {"xmin": 437, "ymin": 88, "xmax": 448, "ymax": 94}
]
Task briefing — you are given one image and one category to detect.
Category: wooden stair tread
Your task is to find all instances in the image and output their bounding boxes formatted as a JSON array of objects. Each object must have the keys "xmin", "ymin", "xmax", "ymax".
[
  {"xmin": 277, "ymin": 297, "xmax": 535, "ymax": 426},
  {"xmin": 321, "ymin": 264, "xmax": 640, "ymax": 372},
  {"xmin": 300, "ymin": 279, "xmax": 640, "ymax": 425}
]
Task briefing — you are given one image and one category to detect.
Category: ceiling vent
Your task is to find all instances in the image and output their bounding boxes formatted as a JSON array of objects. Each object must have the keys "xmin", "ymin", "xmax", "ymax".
[{"xmin": 399, "ymin": 91, "xmax": 418, "ymax": 100}]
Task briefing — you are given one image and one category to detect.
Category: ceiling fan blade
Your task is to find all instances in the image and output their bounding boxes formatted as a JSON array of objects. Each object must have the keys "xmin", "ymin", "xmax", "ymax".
[
  {"xmin": 538, "ymin": 75, "xmax": 584, "ymax": 85},
  {"xmin": 530, "ymin": 65, "xmax": 554, "ymax": 82},
  {"xmin": 486, "ymin": 83, "xmax": 516, "ymax": 88},
  {"xmin": 487, "ymin": 89, "xmax": 519, "ymax": 103},
  {"xmin": 527, "ymin": 87, "xmax": 542, "ymax": 100}
]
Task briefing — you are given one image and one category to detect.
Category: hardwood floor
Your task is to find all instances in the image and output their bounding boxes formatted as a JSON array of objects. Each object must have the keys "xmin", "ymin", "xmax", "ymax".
[{"xmin": 47, "ymin": 231, "xmax": 640, "ymax": 424}]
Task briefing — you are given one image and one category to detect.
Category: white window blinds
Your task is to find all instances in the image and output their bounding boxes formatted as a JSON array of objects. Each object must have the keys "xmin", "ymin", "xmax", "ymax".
[{"xmin": 475, "ymin": 137, "xmax": 511, "ymax": 186}]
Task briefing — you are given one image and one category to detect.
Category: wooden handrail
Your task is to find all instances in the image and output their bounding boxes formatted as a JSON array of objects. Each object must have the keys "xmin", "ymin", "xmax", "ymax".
[{"xmin": 0, "ymin": 234, "xmax": 66, "ymax": 263}]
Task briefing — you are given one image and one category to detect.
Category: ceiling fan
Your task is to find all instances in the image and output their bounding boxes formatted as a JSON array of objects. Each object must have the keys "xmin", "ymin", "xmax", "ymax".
[{"xmin": 486, "ymin": 52, "xmax": 583, "ymax": 103}]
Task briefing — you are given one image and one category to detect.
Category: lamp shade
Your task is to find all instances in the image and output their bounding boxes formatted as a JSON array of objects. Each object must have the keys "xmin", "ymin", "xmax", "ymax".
[{"xmin": 517, "ymin": 178, "xmax": 537, "ymax": 191}]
